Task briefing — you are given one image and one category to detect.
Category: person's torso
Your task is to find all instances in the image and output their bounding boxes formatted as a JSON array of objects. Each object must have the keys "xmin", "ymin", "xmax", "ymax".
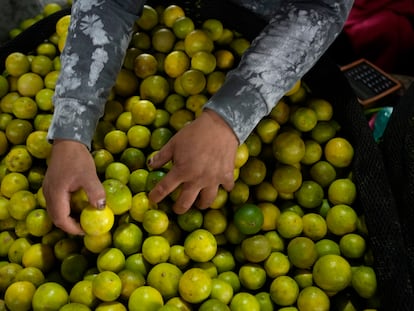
[{"xmin": 229, "ymin": 0, "xmax": 283, "ymax": 20}]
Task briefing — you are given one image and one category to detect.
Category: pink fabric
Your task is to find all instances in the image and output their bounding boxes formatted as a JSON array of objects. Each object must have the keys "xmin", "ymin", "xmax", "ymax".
[{"xmin": 344, "ymin": 0, "xmax": 414, "ymax": 72}]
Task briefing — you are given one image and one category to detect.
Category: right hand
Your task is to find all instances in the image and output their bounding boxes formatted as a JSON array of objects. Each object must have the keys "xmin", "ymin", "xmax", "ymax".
[
  {"xmin": 42, "ymin": 140, "xmax": 106, "ymax": 235},
  {"xmin": 148, "ymin": 109, "xmax": 239, "ymax": 214}
]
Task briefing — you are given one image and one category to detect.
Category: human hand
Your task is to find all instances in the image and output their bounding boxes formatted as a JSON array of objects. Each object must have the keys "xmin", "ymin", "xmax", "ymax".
[
  {"xmin": 148, "ymin": 109, "xmax": 239, "ymax": 214},
  {"xmin": 42, "ymin": 140, "xmax": 106, "ymax": 235}
]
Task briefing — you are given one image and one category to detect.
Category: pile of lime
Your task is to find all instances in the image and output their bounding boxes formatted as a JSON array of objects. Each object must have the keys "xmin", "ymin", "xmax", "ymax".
[
  {"xmin": 0, "ymin": 2, "xmax": 379, "ymax": 311},
  {"xmin": 7, "ymin": 2, "xmax": 72, "ymax": 40}
]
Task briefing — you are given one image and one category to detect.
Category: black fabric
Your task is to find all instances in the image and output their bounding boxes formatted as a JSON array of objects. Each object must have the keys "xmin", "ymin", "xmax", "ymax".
[{"xmin": 381, "ymin": 82, "xmax": 414, "ymax": 296}]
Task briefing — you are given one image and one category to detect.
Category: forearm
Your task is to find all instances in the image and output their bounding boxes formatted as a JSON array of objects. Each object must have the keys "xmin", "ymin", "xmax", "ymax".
[
  {"xmin": 205, "ymin": 0, "xmax": 354, "ymax": 143},
  {"xmin": 47, "ymin": 0, "xmax": 143, "ymax": 148}
]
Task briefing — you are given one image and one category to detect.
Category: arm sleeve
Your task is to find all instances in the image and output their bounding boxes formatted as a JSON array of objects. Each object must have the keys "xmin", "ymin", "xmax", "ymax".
[
  {"xmin": 204, "ymin": 0, "xmax": 354, "ymax": 143},
  {"xmin": 47, "ymin": 0, "xmax": 143, "ymax": 149}
]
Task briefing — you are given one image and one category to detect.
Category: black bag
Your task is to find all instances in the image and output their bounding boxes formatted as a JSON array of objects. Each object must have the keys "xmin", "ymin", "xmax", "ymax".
[{"xmin": 306, "ymin": 55, "xmax": 414, "ymax": 311}]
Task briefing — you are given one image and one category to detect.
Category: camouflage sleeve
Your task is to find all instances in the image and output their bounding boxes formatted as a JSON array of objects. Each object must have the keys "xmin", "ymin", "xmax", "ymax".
[
  {"xmin": 47, "ymin": 0, "xmax": 142, "ymax": 149},
  {"xmin": 204, "ymin": 0, "xmax": 354, "ymax": 143}
]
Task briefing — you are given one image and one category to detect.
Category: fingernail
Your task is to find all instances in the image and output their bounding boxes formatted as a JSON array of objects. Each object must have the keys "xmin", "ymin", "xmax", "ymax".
[
  {"xmin": 147, "ymin": 157, "xmax": 153, "ymax": 167},
  {"xmin": 97, "ymin": 199, "xmax": 106, "ymax": 209}
]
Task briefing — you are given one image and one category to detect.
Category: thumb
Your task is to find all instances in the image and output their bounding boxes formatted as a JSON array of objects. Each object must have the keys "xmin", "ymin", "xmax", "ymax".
[
  {"xmin": 148, "ymin": 142, "xmax": 174, "ymax": 169},
  {"xmin": 82, "ymin": 175, "xmax": 106, "ymax": 209}
]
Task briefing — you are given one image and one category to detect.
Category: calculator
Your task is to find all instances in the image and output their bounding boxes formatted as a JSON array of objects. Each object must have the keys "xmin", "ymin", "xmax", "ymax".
[{"xmin": 340, "ymin": 58, "xmax": 402, "ymax": 107}]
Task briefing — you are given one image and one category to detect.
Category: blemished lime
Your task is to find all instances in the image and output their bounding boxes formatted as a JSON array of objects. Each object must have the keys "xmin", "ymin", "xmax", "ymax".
[
  {"xmin": 134, "ymin": 53, "xmax": 158, "ymax": 79},
  {"xmin": 147, "ymin": 262, "xmax": 183, "ymax": 300},
  {"xmin": 184, "ymin": 229, "xmax": 217, "ymax": 263},
  {"xmin": 277, "ymin": 210, "xmax": 303, "ymax": 239},
  {"xmin": 92, "ymin": 271, "xmax": 122, "ymax": 302},
  {"xmin": 179, "ymin": 268, "xmax": 212, "ymax": 304}
]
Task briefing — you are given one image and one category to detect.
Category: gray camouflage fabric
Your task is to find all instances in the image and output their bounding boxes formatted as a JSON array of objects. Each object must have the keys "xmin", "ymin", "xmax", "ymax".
[{"xmin": 47, "ymin": 0, "xmax": 353, "ymax": 147}]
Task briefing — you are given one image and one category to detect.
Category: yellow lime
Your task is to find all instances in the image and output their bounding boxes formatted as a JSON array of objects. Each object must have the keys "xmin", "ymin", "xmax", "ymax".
[
  {"xmin": 104, "ymin": 130, "xmax": 128, "ymax": 154},
  {"xmin": 297, "ymin": 286, "xmax": 330, "ymax": 311},
  {"xmin": 351, "ymin": 266, "xmax": 377, "ymax": 299},
  {"xmin": 326, "ymin": 204, "xmax": 358, "ymax": 236},
  {"xmin": 142, "ymin": 235, "xmax": 170, "ymax": 265},
  {"xmin": 103, "ymin": 178, "xmax": 132, "ymax": 215},
  {"xmin": 5, "ymin": 52, "xmax": 30, "ymax": 77},
  {"xmin": 339, "ymin": 233, "xmax": 366, "ymax": 259},
  {"xmin": 32, "ymin": 282, "xmax": 68, "ymax": 311},
  {"xmin": 140, "ymin": 75, "xmax": 170, "ymax": 104},
  {"xmin": 84, "ymin": 232, "xmax": 112, "ymax": 254},
  {"xmin": 179, "ymin": 267, "xmax": 212, "ymax": 304},
  {"xmin": 92, "ymin": 271, "xmax": 122, "ymax": 302},
  {"xmin": 312, "ymin": 254, "xmax": 352, "ymax": 293},
  {"xmin": 327, "ymin": 178, "xmax": 357, "ymax": 205},
  {"xmin": 215, "ymin": 49, "xmax": 235, "ymax": 70},
  {"xmin": 16, "ymin": 73, "xmax": 44, "ymax": 97},
  {"xmin": 25, "ymin": 208, "xmax": 53, "ymax": 237},
  {"xmin": 152, "ymin": 27, "xmax": 176, "ymax": 53},
  {"xmin": 276, "ymin": 210, "xmax": 303, "ymax": 239},
  {"xmin": 315, "ymin": 239, "xmax": 340, "ymax": 258},
  {"xmin": 273, "ymin": 131, "xmax": 305, "ymax": 165},
  {"xmin": 147, "ymin": 262, "xmax": 183, "ymax": 300},
  {"xmin": 164, "ymin": 50, "xmax": 190, "ymax": 78},
  {"xmin": 12, "ymin": 96, "xmax": 38, "ymax": 119},
  {"xmin": 295, "ymin": 180, "xmax": 324, "ymax": 209},
  {"xmin": 184, "ymin": 228, "xmax": 217, "ymax": 262},
  {"xmin": 230, "ymin": 292, "xmax": 260, "ymax": 311},
  {"xmin": 80, "ymin": 204, "xmax": 114, "ymax": 236},
  {"xmin": 30, "ymin": 55, "xmax": 53, "ymax": 76},
  {"xmin": 136, "ymin": 5, "xmax": 159, "ymax": 31},
  {"xmin": 241, "ymin": 234, "xmax": 271, "ymax": 263},
  {"xmin": 309, "ymin": 160, "xmax": 337, "ymax": 188},
  {"xmin": 163, "ymin": 4, "xmax": 185, "ymax": 27},
  {"xmin": 22, "ymin": 243, "xmax": 55, "ymax": 273},
  {"xmin": 184, "ymin": 29, "xmax": 214, "ymax": 57},
  {"xmin": 134, "ymin": 53, "xmax": 158, "ymax": 79},
  {"xmin": 324, "ymin": 137, "xmax": 354, "ymax": 168},
  {"xmin": 113, "ymin": 222, "xmax": 143, "ymax": 256},
  {"xmin": 97, "ymin": 247, "xmax": 126, "ymax": 273},
  {"xmin": 128, "ymin": 285, "xmax": 164, "ymax": 311}
]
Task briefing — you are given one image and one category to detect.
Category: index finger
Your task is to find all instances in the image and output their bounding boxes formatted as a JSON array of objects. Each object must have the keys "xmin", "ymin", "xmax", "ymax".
[{"xmin": 148, "ymin": 167, "xmax": 183, "ymax": 204}]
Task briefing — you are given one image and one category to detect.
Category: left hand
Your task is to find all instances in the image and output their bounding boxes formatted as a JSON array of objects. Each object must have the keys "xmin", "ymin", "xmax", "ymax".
[{"xmin": 148, "ymin": 109, "xmax": 239, "ymax": 214}]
